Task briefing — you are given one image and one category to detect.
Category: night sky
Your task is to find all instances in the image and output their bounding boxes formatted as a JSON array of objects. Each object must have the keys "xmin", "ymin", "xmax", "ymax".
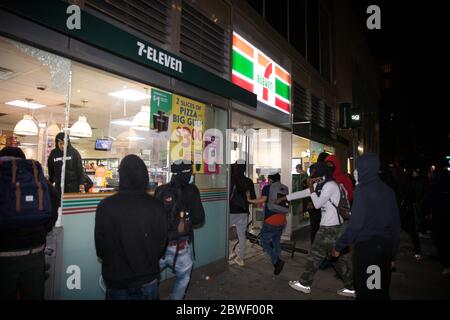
[{"xmin": 352, "ymin": 0, "xmax": 450, "ymax": 168}]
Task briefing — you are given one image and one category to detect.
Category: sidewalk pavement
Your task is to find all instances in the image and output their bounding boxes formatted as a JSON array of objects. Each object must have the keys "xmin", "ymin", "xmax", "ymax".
[{"xmin": 185, "ymin": 228, "xmax": 450, "ymax": 300}]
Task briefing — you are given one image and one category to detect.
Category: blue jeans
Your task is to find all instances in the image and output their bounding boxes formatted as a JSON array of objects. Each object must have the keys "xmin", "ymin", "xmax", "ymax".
[
  {"xmin": 105, "ymin": 279, "xmax": 158, "ymax": 300},
  {"xmin": 261, "ymin": 223, "xmax": 285, "ymax": 265},
  {"xmin": 159, "ymin": 243, "xmax": 193, "ymax": 300}
]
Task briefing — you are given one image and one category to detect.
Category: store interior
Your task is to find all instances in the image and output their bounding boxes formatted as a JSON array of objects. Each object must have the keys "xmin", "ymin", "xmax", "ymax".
[{"xmin": 0, "ymin": 36, "xmax": 170, "ymax": 192}]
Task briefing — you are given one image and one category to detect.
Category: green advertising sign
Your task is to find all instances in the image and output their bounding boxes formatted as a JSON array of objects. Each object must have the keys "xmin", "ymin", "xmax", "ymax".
[{"xmin": 150, "ymin": 88, "xmax": 172, "ymax": 130}]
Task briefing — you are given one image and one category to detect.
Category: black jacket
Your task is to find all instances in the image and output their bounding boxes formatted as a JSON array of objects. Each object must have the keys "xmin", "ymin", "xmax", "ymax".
[
  {"xmin": 0, "ymin": 180, "xmax": 59, "ymax": 251},
  {"xmin": 94, "ymin": 155, "xmax": 167, "ymax": 289},
  {"xmin": 155, "ymin": 177, "xmax": 205, "ymax": 241},
  {"xmin": 335, "ymin": 154, "xmax": 401, "ymax": 258},
  {"xmin": 47, "ymin": 133, "xmax": 84, "ymax": 194}
]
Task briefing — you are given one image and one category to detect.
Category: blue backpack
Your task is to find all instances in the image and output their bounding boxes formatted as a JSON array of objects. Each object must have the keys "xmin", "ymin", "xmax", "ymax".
[{"xmin": 0, "ymin": 157, "xmax": 52, "ymax": 230}]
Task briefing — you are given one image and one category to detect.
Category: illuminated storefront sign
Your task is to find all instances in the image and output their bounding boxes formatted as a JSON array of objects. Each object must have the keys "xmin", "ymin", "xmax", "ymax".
[{"xmin": 232, "ymin": 32, "xmax": 291, "ymax": 114}]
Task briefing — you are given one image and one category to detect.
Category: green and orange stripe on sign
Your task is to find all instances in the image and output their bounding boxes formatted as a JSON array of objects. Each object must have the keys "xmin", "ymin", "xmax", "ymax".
[
  {"xmin": 232, "ymin": 32, "xmax": 291, "ymax": 114},
  {"xmin": 232, "ymin": 33, "xmax": 254, "ymax": 93},
  {"xmin": 275, "ymin": 65, "xmax": 291, "ymax": 113}
]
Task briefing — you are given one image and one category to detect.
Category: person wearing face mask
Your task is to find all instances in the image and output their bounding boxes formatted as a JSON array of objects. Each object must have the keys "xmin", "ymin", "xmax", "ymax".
[
  {"xmin": 154, "ymin": 159, "xmax": 205, "ymax": 300},
  {"xmin": 331, "ymin": 154, "xmax": 401, "ymax": 300},
  {"xmin": 325, "ymin": 155, "xmax": 354, "ymax": 203},
  {"xmin": 286, "ymin": 162, "xmax": 355, "ymax": 297}
]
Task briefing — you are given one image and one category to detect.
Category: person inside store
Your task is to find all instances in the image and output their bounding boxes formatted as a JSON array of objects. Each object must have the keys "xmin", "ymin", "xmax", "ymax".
[
  {"xmin": 0, "ymin": 146, "xmax": 59, "ymax": 300},
  {"xmin": 47, "ymin": 132, "xmax": 85, "ymax": 195}
]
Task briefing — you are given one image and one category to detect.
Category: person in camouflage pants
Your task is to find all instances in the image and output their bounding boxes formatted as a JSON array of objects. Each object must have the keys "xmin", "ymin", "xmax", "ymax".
[{"xmin": 300, "ymin": 223, "xmax": 353, "ymax": 289}]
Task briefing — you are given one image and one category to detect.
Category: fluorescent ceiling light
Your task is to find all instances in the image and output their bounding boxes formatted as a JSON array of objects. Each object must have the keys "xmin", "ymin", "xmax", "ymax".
[
  {"xmin": 20, "ymin": 143, "xmax": 38, "ymax": 146},
  {"xmin": 108, "ymin": 89, "xmax": 150, "ymax": 102},
  {"xmin": 111, "ymin": 120, "xmax": 134, "ymax": 126},
  {"xmin": 6, "ymin": 100, "xmax": 46, "ymax": 109},
  {"xmin": 69, "ymin": 136, "xmax": 80, "ymax": 140},
  {"xmin": 127, "ymin": 136, "xmax": 145, "ymax": 141}
]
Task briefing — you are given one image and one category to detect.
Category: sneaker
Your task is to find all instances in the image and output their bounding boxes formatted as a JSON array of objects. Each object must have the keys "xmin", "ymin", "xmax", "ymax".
[
  {"xmin": 418, "ymin": 233, "xmax": 430, "ymax": 239},
  {"xmin": 234, "ymin": 256, "xmax": 245, "ymax": 267},
  {"xmin": 442, "ymin": 268, "xmax": 450, "ymax": 277},
  {"xmin": 274, "ymin": 259, "xmax": 285, "ymax": 275},
  {"xmin": 337, "ymin": 288, "xmax": 356, "ymax": 298},
  {"xmin": 288, "ymin": 281, "xmax": 311, "ymax": 294},
  {"xmin": 414, "ymin": 254, "xmax": 423, "ymax": 261}
]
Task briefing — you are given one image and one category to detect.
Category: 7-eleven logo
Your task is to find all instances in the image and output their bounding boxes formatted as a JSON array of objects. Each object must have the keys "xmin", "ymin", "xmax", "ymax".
[{"xmin": 232, "ymin": 32, "xmax": 291, "ymax": 114}]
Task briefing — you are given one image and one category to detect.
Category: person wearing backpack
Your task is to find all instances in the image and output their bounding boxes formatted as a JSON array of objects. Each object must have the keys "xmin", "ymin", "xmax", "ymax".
[
  {"xmin": 286, "ymin": 162, "xmax": 355, "ymax": 297},
  {"xmin": 155, "ymin": 160, "xmax": 205, "ymax": 300},
  {"xmin": 94, "ymin": 155, "xmax": 167, "ymax": 300},
  {"xmin": 229, "ymin": 162, "xmax": 256, "ymax": 267},
  {"xmin": 0, "ymin": 147, "xmax": 59, "ymax": 300},
  {"xmin": 332, "ymin": 154, "xmax": 401, "ymax": 300},
  {"xmin": 247, "ymin": 173, "xmax": 289, "ymax": 275}
]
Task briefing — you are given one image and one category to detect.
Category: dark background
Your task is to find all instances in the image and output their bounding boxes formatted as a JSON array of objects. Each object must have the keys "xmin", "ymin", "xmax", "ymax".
[{"xmin": 352, "ymin": 0, "xmax": 450, "ymax": 169}]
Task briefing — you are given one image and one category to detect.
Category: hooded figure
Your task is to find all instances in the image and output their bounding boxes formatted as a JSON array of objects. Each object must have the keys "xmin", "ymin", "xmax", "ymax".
[
  {"xmin": 47, "ymin": 132, "xmax": 84, "ymax": 194},
  {"xmin": 311, "ymin": 162, "xmax": 333, "ymax": 195},
  {"xmin": 94, "ymin": 155, "xmax": 167, "ymax": 299},
  {"xmin": 325, "ymin": 155, "xmax": 354, "ymax": 202},
  {"xmin": 154, "ymin": 160, "xmax": 205, "ymax": 300},
  {"xmin": 334, "ymin": 154, "xmax": 401, "ymax": 300},
  {"xmin": 170, "ymin": 160, "xmax": 193, "ymax": 186}
]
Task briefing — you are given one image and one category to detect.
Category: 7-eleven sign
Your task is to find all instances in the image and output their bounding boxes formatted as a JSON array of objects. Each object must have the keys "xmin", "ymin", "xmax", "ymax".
[{"xmin": 232, "ymin": 32, "xmax": 291, "ymax": 114}]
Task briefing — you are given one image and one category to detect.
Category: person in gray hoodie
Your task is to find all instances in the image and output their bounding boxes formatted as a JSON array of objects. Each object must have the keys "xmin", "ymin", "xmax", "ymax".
[{"xmin": 332, "ymin": 154, "xmax": 401, "ymax": 300}]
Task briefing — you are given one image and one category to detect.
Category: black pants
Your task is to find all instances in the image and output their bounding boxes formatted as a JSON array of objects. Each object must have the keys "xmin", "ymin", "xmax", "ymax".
[
  {"xmin": 0, "ymin": 251, "xmax": 45, "ymax": 300},
  {"xmin": 402, "ymin": 207, "xmax": 421, "ymax": 254},
  {"xmin": 353, "ymin": 237, "xmax": 393, "ymax": 300},
  {"xmin": 432, "ymin": 221, "xmax": 450, "ymax": 269},
  {"xmin": 310, "ymin": 209, "xmax": 322, "ymax": 244}
]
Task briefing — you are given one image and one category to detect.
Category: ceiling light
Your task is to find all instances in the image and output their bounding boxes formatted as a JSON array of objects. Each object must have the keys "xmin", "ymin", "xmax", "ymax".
[
  {"xmin": 108, "ymin": 89, "xmax": 150, "ymax": 102},
  {"xmin": 127, "ymin": 136, "xmax": 145, "ymax": 141},
  {"xmin": 69, "ymin": 136, "xmax": 80, "ymax": 140},
  {"xmin": 111, "ymin": 120, "xmax": 134, "ymax": 126},
  {"xmin": 47, "ymin": 123, "xmax": 61, "ymax": 136},
  {"xmin": 70, "ymin": 116, "xmax": 92, "ymax": 138},
  {"xmin": 132, "ymin": 106, "xmax": 150, "ymax": 130},
  {"xmin": 14, "ymin": 115, "xmax": 39, "ymax": 136},
  {"xmin": 6, "ymin": 100, "xmax": 46, "ymax": 109},
  {"xmin": 19, "ymin": 142, "xmax": 38, "ymax": 146}
]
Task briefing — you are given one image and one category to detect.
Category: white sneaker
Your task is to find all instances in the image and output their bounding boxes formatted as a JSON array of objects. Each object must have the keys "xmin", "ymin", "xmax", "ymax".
[
  {"xmin": 234, "ymin": 256, "xmax": 245, "ymax": 266},
  {"xmin": 288, "ymin": 281, "xmax": 311, "ymax": 294},
  {"xmin": 337, "ymin": 288, "xmax": 356, "ymax": 298}
]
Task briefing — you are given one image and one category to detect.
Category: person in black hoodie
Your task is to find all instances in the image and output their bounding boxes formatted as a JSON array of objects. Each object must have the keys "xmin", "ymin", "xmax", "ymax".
[
  {"xmin": 155, "ymin": 160, "xmax": 205, "ymax": 300},
  {"xmin": 0, "ymin": 147, "xmax": 59, "ymax": 300},
  {"xmin": 332, "ymin": 154, "xmax": 401, "ymax": 300},
  {"xmin": 94, "ymin": 155, "xmax": 167, "ymax": 300},
  {"xmin": 229, "ymin": 161, "xmax": 256, "ymax": 267},
  {"xmin": 47, "ymin": 132, "xmax": 84, "ymax": 195}
]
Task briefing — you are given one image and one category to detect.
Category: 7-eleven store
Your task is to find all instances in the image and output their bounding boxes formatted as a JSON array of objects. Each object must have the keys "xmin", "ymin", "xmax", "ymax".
[{"xmin": 229, "ymin": 31, "xmax": 296, "ymax": 241}]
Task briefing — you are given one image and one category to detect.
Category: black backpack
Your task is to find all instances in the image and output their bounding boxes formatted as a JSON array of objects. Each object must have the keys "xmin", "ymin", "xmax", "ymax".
[
  {"xmin": 155, "ymin": 182, "xmax": 191, "ymax": 241},
  {"xmin": 329, "ymin": 183, "xmax": 351, "ymax": 224},
  {"xmin": 0, "ymin": 157, "xmax": 52, "ymax": 230}
]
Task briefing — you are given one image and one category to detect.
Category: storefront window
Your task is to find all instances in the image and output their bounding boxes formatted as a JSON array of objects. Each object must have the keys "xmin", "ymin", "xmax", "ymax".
[
  {"xmin": 0, "ymin": 36, "xmax": 70, "ymax": 184},
  {"xmin": 67, "ymin": 63, "xmax": 170, "ymax": 194}
]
